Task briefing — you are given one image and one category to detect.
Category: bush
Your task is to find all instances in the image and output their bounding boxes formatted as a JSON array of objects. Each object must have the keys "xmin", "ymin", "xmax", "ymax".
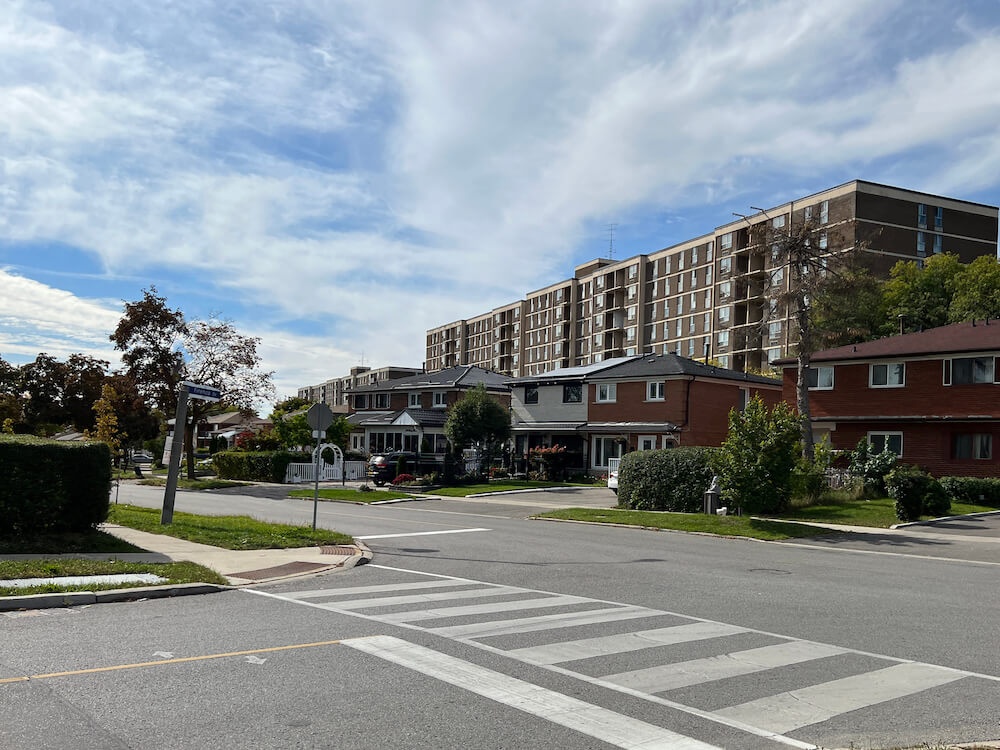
[
  {"xmin": 715, "ymin": 397, "xmax": 801, "ymax": 515},
  {"xmin": 144, "ymin": 435, "xmax": 166, "ymax": 468},
  {"xmin": 234, "ymin": 429, "xmax": 284, "ymax": 452},
  {"xmin": 393, "ymin": 473, "xmax": 416, "ymax": 484},
  {"xmin": 885, "ymin": 465, "xmax": 934, "ymax": 522},
  {"xmin": 0, "ymin": 435, "xmax": 112, "ymax": 535},
  {"xmin": 939, "ymin": 476, "xmax": 1000, "ymax": 508},
  {"xmin": 848, "ymin": 439, "xmax": 898, "ymax": 497},
  {"xmin": 396, "ymin": 456, "xmax": 408, "ymax": 476},
  {"xmin": 617, "ymin": 447, "xmax": 717, "ymax": 512},
  {"xmin": 212, "ymin": 450, "xmax": 311, "ymax": 483},
  {"xmin": 922, "ymin": 480, "xmax": 951, "ymax": 518}
]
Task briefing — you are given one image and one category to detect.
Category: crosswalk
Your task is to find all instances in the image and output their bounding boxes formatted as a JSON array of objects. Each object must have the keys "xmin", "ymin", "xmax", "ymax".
[{"xmin": 248, "ymin": 566, "xmax": 996, "ymax": 748}]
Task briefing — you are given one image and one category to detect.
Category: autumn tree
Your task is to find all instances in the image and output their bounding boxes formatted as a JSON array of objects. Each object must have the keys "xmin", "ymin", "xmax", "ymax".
[{"xmin": 89, "ymin": 383, "xmax": 121, "ymax": 458}]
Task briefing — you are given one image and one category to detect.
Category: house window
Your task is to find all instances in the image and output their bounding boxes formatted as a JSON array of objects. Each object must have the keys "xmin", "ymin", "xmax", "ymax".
[
  {"xmin": 374, "ymin": 393, "xmax": 390, "ymax": 409},
  {"xmin": 353, "ymin": 394, "xmax": 368, "ymax": 410},
  {"xmin": 945, "ymin": 357, "xmax": 997, "ymax": 385},
  {"xmin": 954, "ymin": 434, "xmax": 992, "ymax": 460},
  {"xmin": 592, "ymin": 436, "xmax": 622, "ymax": 469},
  {"xmin": 523, "ymin": 385, "xmax": 539, "ymax": 405},
  {"xmin": 820, "ymin": 200, "xmax": 829, "ymax": 224},
  {"xmin": 639, "ymin": 435, "xmax": 657, "ymax": 451},
  {"xmin": 807, "ymin": 366, "xmax": 834, "ymax": 390},
  {"xmin": 647, "ymin": 381, "xmax": 664, "ymax": 401},
  {"xmin": 737, "ymin": 388, "xmax": 749, "ymax": 412},
  {"xmin": 596, "ymin": 383, "xmax": 617, "ymax": 403},
  {"xmin": 562, "ymin": 384, "xmax": 582, "ymax": 403},
  {"xmin": 433, "ymin": 391, "xmax": 448, "ymax": 408},
  {"xmin": 408, "ymin": 393, "xmax": 421, "ymax": 408},
  {"xmin": 868, "ymin": 431, "xmax": 903, "ymax": 457},
  {"xmin": 870, "ymin": 362, "xmax": 905, "ymax": 388},
  {"xmin": 918, "ymin": 203, "xmax": 927, "ymax": 229}
]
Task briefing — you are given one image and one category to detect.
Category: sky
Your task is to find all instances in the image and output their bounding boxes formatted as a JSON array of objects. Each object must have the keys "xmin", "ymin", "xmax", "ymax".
[{"xmin": 3, "ymin": 0, "xmax": 1000, "ymax": 407}]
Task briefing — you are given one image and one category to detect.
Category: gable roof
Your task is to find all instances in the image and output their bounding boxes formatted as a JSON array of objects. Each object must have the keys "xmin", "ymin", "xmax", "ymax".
[
  {"xmin": 776, "ymin": 320, "xmax": 1000, "ymax": 366},
  {"xmin": 589, "ymin": 353, "xmax": 781, "ymax": 385},
  {"xmin": 509, "ymin": 357, "xmax": 636, "ymax": 385},
  {"xmin": 347, "ymin": 408, "xmax": 449, "ymax": 429},
  {"xmin": 348, "ymin": 365, "xmax": 512, "ymax": 393}
]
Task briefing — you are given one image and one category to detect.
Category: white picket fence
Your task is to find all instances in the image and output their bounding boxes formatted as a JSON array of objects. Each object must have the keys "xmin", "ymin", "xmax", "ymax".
[{"xmin": 284, "ymin": 460, "xmax": 367, "ymax": 484}]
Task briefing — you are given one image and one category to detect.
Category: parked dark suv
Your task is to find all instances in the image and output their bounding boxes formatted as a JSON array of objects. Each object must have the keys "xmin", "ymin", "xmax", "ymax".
[{"xmin": 367, "ymin": 451, "xmax": 419, "ymax": 486}]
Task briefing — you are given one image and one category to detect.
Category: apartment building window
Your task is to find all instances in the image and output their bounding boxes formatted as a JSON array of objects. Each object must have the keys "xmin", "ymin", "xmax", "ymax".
[
  {"xmin": 675, "ymin": 341, "xmax": 683, "ymax": 355},
  {"xmin": 433, "ymin": 391, "xmax": 448, "ymax": 408},
  {"xmin": 773, "ymin": 215, "xmax": 786, "ymax": 229},
  {"xmin": 933, "ymin": 234, "xmax": 942, "ymax": 254},
  {"xmin": 677, "ymin": 274, "xmax": 684, "ymax": 293},
  {"xmin": 868, "ymin": 431, "xmax": 903, "ymax": 457},
  {"xmin": 771, "ymin": 268, "xmax": 784, "ymax": 286},
  {"xmin": 663, "ymin": 298, "xmax": 671, "ymax": 317},
  {"xmin": 665, "ymin": 255, "xmax": 672, "ymax": 273},
  {"xmin": 627, "ymin": 305, "xmax": 637, "ymax": 321},
  {"xmin": 820, "ymin": 200, "xmax": 829, "ymax": 224},
  {"xmin": 628, "ymin": 285, "xmax": 637, "ymax": 300},
  {"xmin": 562, "ymin": 384, "xmax": 582, "ymax": 403},
  {"xmin": 707, "ymin": 241, "xmax": 714, "ymax": 261},
  {"xmin": 689, "ymin": 292, "xmax": 697, "ymax": 310},
  {"xmin": 706, "ymin": 267, "xmax": 712, "ymax": 285},
  {"xmin": 704, "ymin": 312, "xmax": 711, "ymax": 330},
  {"xmin": 704, "ymin": 290, "xmax": 712, "ymax": 307},
  {"xmin": 688, "ymin": 316, "xmax": 695, "ymax": 334},
  {"xmin": 626, "ymin": 327, "xmax": 636, "ymax": 342},
  {"xmin": 954, "ymin": 434, "xmax": 992, "ymax": 460},
  {"xmin": 720, "ymin": 281, "xmax": 733, "ymax": 299},
  {"xmin": 819, "ymin": 233, "xmax": 828, "ymax": 250},
  {"xmin": 678, "ymin": 252, "xmax": 685, "ymax": 270},
  {"xmin": 596, "ymin": 383, "xmax": 617, "ymax": 402},
  {"xmin": 596, "ymin": 276, "xmax": 604, "ymax": 289},
  {"xmin": 692, "ymin": 247, "xmax": 699, "ymax": 264},
  {"xmin": 675, "ymin": 319, "xmax": 683, "ymax": 337},
  {"xmin": 373, "ymin": 393, "xmax": 390, "ymax": 409},
  {"xmin": 768, "ymin": 321, "xmax": 783, "ymax": 339},
  {"xmin": 917, "ymin": 231, "xmax": 926, "ymax": 257},
  {"xmin": 687, "ymin": 339, "xmax": 695, "ymax": 356},
  {"xmin": 870, "ymin": 362, "xmax": 906, "ymax": 388},
  {"xmin": 944, "ymin": 356, "xmax": 998, "ymax": 385},
  {"xmin": 524, "ymin": 385, "xmax": 538, "ymax": 404},
  {"xmin": 807, "ymin": 366, "xmax": 834, "ymax": 390},
  {"xmin": 593, "ymin": 334, "xmax": 601, "ymax": 346},
  {"xmin": 596, "ymin": 295, "xmax": 604, "ymax": 308},
  {"xmin": 628, "ymin": 264, "xmax": 638, "ymax": 279},
  {"xmin": 690, "ymin": 270, "xmax": 697, "ymax": 287},
  {"xmin": 646, "ymin": 381, "xmax": 664, "ymax": 401},
  {"xmin": 766, "ymin": 347, "xmax": 782, "ymax": 364},
  {"xmin": 935, "ymin": 206, "xmax": 943, "ymax": 231},
  {"xmin": 804, "ymin": 205, "xmax": 813, "ymax": 221},
  {"xmin": 718, "ymin": 330, "xmax": 730, "ymax": 347},
  {"xmin": 720, "ymin": 257, "xmax": 732, "ymax": 275},
  {"xmin": 917, "ymin": 204, "xmax": 927, "ymax": 229},
  {"xmin": 651, "ymin": 279, "xmax": 659, "ymax": 297},
  {"xmin": 719, "ymin": 306, "xmax": 731, "ymax": 324},
  {"xmin": 720, "ymin": 232, "xmax": 733, "ymax": 251},
  {"xmin": 717, "ymin": 355, "xmax": 729, "ymax": 368}
]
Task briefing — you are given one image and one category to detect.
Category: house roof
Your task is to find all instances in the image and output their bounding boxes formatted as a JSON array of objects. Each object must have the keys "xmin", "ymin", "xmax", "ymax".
[
  {"xmin": 350, "ymin": 408, "xmax": 449, "ymax": 429},
  {"xmin": 508, "ymin": 357, "xmax": 636, "ymax": 385},
  {"xmin": 775, "ymin": 320, "xmax": 1000, "ymax": 366},
  {"xmin": 348, "ymin": 365, "xmax": 512, "ymax": 393},
  {"xmin": 584, "ymin": 353, "xmax": 780, "ymax": 386},
  {"xmin": 586, "ymin": 421, "xmax": 680, "ymax": 432}
]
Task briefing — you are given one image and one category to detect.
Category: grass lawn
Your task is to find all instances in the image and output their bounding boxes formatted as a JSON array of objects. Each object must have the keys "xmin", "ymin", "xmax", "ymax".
[
  {"xmin": 287, "ymin": 488, "xmax": 412, "ymax": 503},
  {"xmin": 0, "ymin": 529, "xmax": 144, "ymax": 554},
  {"xmin": 0, "ymin": 559, "xmax": 227, "ymax": 596},
  {"xmin": 433, "ymin": 480, "xmax": 598, "ymax": 497},
  {"xmin": 108, "ymin": 504, "xmax": 352, "ymax": 550},
  {"xmin": 138, "ymin": 477, "xmax": 250, "ymax": 490},
  {"xmin": 773, "ymin": 496, "xmax": 998, "ymax": 528},
  {"xmin": 536, "ymin": 507, "xmax": 833, "ymax": 541}
]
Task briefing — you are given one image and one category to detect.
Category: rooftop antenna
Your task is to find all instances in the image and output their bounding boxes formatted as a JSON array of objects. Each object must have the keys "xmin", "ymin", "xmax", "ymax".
[{"xmin": 607, "ymin": 223, "xmax": 617, "ymax": 260}]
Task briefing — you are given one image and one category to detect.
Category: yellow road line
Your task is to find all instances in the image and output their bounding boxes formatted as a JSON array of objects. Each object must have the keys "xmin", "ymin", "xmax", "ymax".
[{"xmin": 0, "ymin": 638, "xmax": 351, "ymax": 683}]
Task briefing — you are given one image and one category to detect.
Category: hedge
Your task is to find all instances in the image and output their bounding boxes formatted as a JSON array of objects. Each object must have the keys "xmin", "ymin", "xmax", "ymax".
[
  {"xmin": 938, "ymin": 476, "xmax": 1000, "ymax": 508},
  {"xmin": 885, "ymin": 465, "xmax": 949, "ymax": 522},
  {"xmin": 212, "ymin": 450, "xmax": 312, "ymax": 483},
  {"xmin": 0, "ymin": 434, "xmax": 112, "ymax": 535},
  {"xmin": 617, "ymin": 447, "xmax": 717, "ymax": 512}
]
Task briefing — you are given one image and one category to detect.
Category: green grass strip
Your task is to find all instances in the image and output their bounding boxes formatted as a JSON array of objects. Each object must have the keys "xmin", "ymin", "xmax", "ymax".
[
  {"xmin": 432, "ymin": 480, "xmax": 595, "ymax": 497},
  {"xmin": 137, "ymin": 478, "xmax": 250, "ymax": 490},
  {"xmin": 536, "ymin": 507, "xmax": 832, "ymax": 540},
  {"xmin": 108, "ymin": 504, "xmax": 351, "ymax": 550},
  {"xmin": 0, "ymin": 559, "xmax": 227, "ymax": 596},
  {"xmin": 0, "ymin": 530, "xmax": 144, "ymax": 555},
  {"xmin": 774, "ymin": 497, "xmax": 997, "ymax": 528},
  {"xmin": 286, "ymin": 488, "xmax": 412, "ymax": 503}
]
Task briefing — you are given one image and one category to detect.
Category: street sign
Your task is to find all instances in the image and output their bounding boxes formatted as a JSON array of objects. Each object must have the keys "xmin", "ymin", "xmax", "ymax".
[
  {"xmin": 306, "ymin": 402, "xmax": 334, "ymax": 431},
  {"xmin": 182, "ymin": 382, "xmax": 221, "ymax": 402}
]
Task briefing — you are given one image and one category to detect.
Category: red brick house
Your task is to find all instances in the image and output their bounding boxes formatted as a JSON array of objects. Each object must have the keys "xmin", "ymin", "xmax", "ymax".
[
  {"xmin": 511, "ymin": 354, "xmax": 782, "ymax": 473},
  {"xmin": 778, "ymin": 320, "xmax": 1000, "ymax": 477}
]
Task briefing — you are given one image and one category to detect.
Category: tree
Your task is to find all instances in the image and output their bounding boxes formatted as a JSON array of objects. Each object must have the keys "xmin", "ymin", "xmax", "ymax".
[
  {"xmin": 811, "ymin": 267, "xmax": 889, "ymax": 347},
  {"xmin": 181, "ymin": 318, "xmax": 274, "ymax": 478},
  {"xmin": 715, "ymin": 396, "xmax": 801, "ymax": 515},
  {"xmin": 89, "ymin": 383, "xmax": 121, "ymax": 458},
  {"xmin": 0, "ymin": 355, "xmax": 21, "ymax": 428},
  {"xmin": 882, "ymin": 253, "xmax": 962, "ymax": 333},
  {"xmin": 105, "ymin": 372, "xmax": 160, "ymax": 450},
  {"xmin": 269, "ymin": 397, "xmax": 313, "ymax": 448},
  {"xmin": 18, "ymin": 353, "xmax": 68, "ymax": 430},
  {"xmin": 62, "ymin": 354, "xmax": 110, "ymax": 432},
  {"xmin": 948, "ymin": 254, "xmax": 1000, "ymax": 323},
  {"xmin": 443, "ymin": 384, "xmax": 511, "ymax": 459},
  {"xmin": 325, "ymin": 415, "xmax": 352, "ymax": 451},
  {"xmin": 110, "ymin": 287, "xmax": 187, "ymax": 413}
]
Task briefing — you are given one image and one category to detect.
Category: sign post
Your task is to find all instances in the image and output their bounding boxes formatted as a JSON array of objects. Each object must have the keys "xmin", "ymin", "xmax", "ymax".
[
  {"xmin": 162, "ymin": 382, "xmax": 221, "ymax": 525},
  {"xmin": 306, "ymin": 403, "xmax": 335, "ymax": 531}
]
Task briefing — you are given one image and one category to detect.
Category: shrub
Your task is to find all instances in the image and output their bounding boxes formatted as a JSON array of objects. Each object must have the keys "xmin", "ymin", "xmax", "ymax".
[
  {"xmin": 791, "ymin": 435, "xmax": 834, "ymax": 504},
  {"xmin": 715, "ymin": 397, "xmax": 801, "ymax": 515},
  {"xmin": 922, "ymin": 480, "xmax": 951, "ymax": 518},
  {"xmin": 358, "ymin": 484, "xmax": 374, "ymax": 492},
  {"xmin": 848, "ymin": 439, "xmax": 898, "ymax": 497},
  {"xmin": 618, "ymin": 447, "xmax": 717, "ymax": 512},
  {"xmin": 234, "ymin": 429, "xmax": 284, "ymax": 452},
  {"xmin": 212, "ymin": 450, "xmax": 311, "ymax": 482},
  {"xmin": 144, "ymin": 435, "xmax": 166, "ymax": 468},
  {"xmin": 939, "ymin": 476, "xmax": 1000, "ymax": 508},
  {"xmin": 530, "ymin": 444, "xmax": 569, "ymax": 480},
  {"xmin": 885, "ymin": 465, "xmax": 935, "ymax": 522},
  {"xmin": 0, "ymin": 435, "xmax": 111, "ymax": 535},
  {"xmin": 393, "ymin": 473, "xmax": 416, "ymax": 484},
  {"xmin": 396, "ymin": 456, "xmax": 408, "ymax": 476}
]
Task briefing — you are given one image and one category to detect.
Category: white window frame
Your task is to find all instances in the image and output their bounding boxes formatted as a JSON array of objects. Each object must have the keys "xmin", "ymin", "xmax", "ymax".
[
  {"xmin": 638, "ymin": 435, "xmax": 658, "ymax": 452},
  {"xmin": 808, "ymin": 365, "xmax": 835, "ymax": 390},
  {"xmin": 433, "ymin": 391, "xmax": 448, "ymax": 408},
  {"xmin": 943, "ymin": 356, "xmax": 999, "ymax": 385},
  {"xmin": 596, "ymin": 383, "xmax": 617, "ymax": 403},
  {"xmin": 408, "ymin": 393, "xmax": 421, "ymax": 408},
  {"xmin": 868, "ymin": 431, "xmax": 903, "ymax": 457},
  {"xmin": 870, "ymin": 362, "xmax": 906, "ymax": 388},
  {"xmin": 591, "ymin": 435, "xmax": 623, "ymax": 469},
  {"xmin": 646, "ymin": 380, "xmax": 664, "ymax": 401}
]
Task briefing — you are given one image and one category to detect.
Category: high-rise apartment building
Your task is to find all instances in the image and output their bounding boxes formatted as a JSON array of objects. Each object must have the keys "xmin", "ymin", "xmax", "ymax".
[
  {"xmin": 425, "ymin": 180, "xmax": 998, "ymax": 376},
  {"xmin": 297, "ymin": 365, "xmax": 423, "ymax": 411}
]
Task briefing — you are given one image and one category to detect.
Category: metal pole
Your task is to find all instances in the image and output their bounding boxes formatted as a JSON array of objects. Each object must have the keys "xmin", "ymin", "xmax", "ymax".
[
  {"xmin": 312, "ymin": 431, "xmax": 322, "ymax": 531},
  {"xmin": 162, "ymin": 386, "xmax": 189, "ymax": 525}
]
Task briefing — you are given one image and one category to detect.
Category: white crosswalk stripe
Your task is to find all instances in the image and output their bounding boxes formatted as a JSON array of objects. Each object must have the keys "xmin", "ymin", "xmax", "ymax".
[{"xmin": 250, "ymin": 567, "xmax": 991, "ymax": 748}]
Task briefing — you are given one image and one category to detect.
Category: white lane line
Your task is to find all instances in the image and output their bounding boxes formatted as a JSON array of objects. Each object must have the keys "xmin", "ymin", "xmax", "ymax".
[
  {"xmin": 280, "ymin": 579, "xmax": 477, "ymax": 600},
  {"xmin": 356, "ymin": 528, "xmax": 490, "ymax": 540},
  {"xmin": 323, "ymin": 586, "xmax": 526, "ymax": 610},
  {"xmin": 506, "ymin": 622, "xmax": 748, "ymax": 665},
  {"xmin": 343, "ymin": 635, "xmax": 722, "ymax": 750},
  {"xmin": 377, "ymin": 594, "xmax": 593, "ymax": 624},
  {"xmin": 429, "ymin": 606, "xmax": 661, "ymax": 639},
  {"xmin": 715, "ymin": 663, "xmax": 966, "ymax": 733},
  {"xmin": 603, "ymin": 641, "xmax": 848, "ymax": 694}
]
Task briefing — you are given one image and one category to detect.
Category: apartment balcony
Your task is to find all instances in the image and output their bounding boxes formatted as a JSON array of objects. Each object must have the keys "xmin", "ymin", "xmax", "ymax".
[{"xmin": 604, "ymin": 310, "xmax": 625, "ymax": 329}]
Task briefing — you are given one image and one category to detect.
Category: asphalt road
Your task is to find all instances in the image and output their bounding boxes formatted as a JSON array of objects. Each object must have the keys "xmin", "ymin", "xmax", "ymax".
[{"xmin": 3, "ymin": 484, "xmax": 999, "ymax": 749}]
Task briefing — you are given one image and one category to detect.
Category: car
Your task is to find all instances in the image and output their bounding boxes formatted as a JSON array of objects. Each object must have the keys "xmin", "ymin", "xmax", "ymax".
[{"xmin": 367, "ymin": 451, "xmax": 419, "ymax": 486}]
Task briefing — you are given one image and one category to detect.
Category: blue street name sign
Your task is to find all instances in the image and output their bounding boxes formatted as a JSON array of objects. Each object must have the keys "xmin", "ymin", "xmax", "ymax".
[{"xmin": 182, "ymin": 382, "xmax": 221, "ymax": 402}]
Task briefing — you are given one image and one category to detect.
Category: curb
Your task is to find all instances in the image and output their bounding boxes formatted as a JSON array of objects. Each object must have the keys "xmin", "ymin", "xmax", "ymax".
[
  {"xmin": 0, "ymin": 582, "xmax": 231, "ymax": 612},
  {"xmin": 890, "ymin": 509, "xmax": 1000, "ymax": 529},
  {"xmin": 464, "ymin": 486, "xmax": 603, "ymax": 498}
]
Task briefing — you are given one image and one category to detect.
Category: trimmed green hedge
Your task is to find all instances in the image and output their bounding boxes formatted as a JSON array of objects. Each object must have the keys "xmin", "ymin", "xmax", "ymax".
[
  {"xmin": 939, "ymin": 476, "xmax": 1000, "ymax": 508},
  {"xmin": 885, "ymin": 465, "xmax": 949, "ymax": 522},
  {"xmin": 0, "ymin": 434, "xmax": 112, "ymax": 535},
  {"xmin": 212, "ymin": 450, "xmax": 312, "ymax": 483},
  {"xmin": 617, "ymin": 447, "xmax": 718, "ymax": 512}
]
